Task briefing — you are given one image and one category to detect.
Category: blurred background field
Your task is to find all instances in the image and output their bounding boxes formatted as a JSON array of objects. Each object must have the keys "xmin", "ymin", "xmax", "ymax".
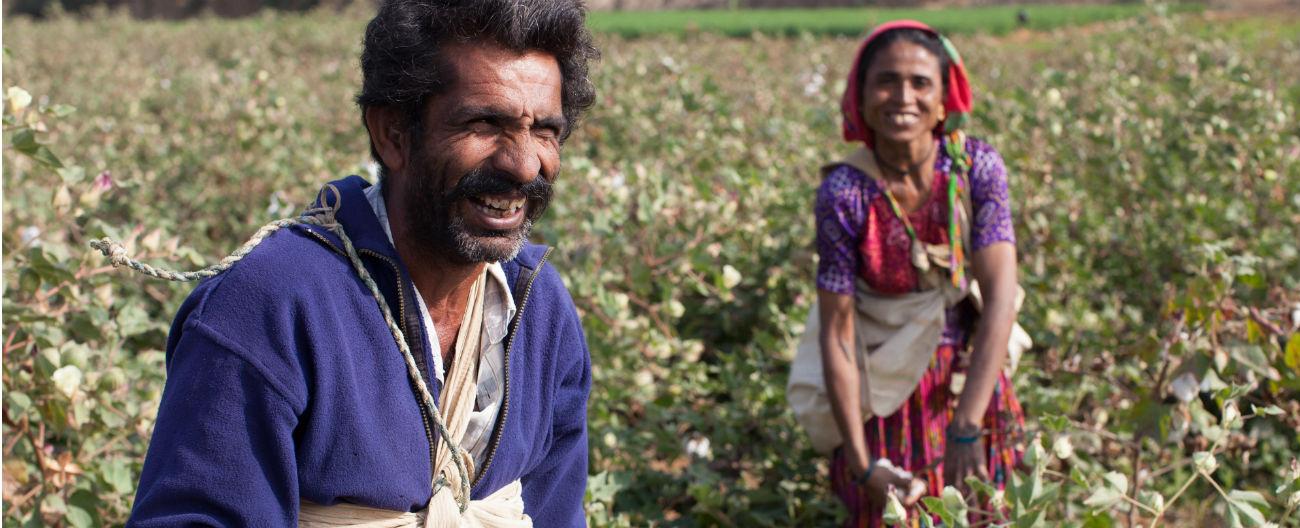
[
  {"xmin": 587, "ymin": 3, "xmax": 1204, "ymax": 37},
  {"xmin": 4, "ymin": 2, "xmax": 1300, "ymax": 526}
]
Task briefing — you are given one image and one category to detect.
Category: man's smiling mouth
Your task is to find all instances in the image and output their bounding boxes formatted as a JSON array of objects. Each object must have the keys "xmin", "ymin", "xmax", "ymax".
[{"xmin": 469, "ymin": 194, "xmax": 526, "ymax": 221}]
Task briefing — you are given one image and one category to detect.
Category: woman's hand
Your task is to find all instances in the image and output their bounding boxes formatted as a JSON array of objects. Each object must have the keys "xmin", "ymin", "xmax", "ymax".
[
  {"xmin": 942, "ymin": 437, "xmax": 989, "ymax": 492},
  {"xmin": 855, "ymin": 457, "xmax": 925, "ymax": 508}
]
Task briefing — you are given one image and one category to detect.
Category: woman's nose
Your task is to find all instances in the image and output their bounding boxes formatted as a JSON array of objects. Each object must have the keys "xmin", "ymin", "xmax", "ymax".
[{"xmin": 895, "ymin": 81, "xmax": 915, "ymax": 104}]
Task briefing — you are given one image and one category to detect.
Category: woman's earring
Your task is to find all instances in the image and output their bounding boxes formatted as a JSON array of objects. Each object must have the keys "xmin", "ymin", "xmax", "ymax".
[{"xmin": 937, "ymin": 107, "xmax": 946, "ymax": 122}]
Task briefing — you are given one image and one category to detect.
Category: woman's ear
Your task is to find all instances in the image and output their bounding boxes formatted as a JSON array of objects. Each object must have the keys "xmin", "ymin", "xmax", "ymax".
[{"xmin": 364, "ymin": 106, "xmax": 409, "ymax": 175}]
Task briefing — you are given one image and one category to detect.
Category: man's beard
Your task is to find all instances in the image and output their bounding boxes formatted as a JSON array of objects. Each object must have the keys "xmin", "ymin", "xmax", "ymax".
[{"xmin": 399, "ymin": 153, "xmax": 553, "ymax": 264}]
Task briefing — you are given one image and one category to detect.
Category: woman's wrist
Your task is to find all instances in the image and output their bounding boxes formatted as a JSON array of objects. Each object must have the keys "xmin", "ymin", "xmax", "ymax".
[
  {"xmin": 946, "ymin": 421, "xmax": 983, "ymax": 444},
  {"xmin": 855, "ymin": 457, "xmax": 879, "ymax": 485}
]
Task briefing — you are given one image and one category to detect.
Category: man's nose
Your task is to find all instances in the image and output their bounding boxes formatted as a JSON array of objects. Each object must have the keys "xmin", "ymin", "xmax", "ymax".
[{"xmin": 490, "ymin": 135, "xmax": 543, "ymax": 185}]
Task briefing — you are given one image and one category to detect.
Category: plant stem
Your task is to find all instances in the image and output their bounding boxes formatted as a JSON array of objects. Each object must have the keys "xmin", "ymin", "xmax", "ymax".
[
  {"xmin": 1153, "ymin": 471, "xmax": 1200, "ymax": 527},
  {"xmin": 1128, "ymin": 443, "xmax": 1143, "ymax": 527},
  {"xmin": 1120, "ymin": 492, "xmax": 1161, "ymax": 517},
  {"xmin": 1202, "ymin": 472, "xmax": 1229, "ymax": 499}
]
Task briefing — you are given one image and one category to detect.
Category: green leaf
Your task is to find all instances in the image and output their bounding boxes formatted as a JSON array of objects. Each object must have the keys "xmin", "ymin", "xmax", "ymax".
[
  {"xmin": 66, "ymin": 489, "xmax": 100, "ymax": 528},
  {"xmin": 1081, "ymin": 511, "xmax": 1115, "ymax": 528},
  {"xmin": 42, "ymin": 493, "xmax": 68, "ymax": 515},
  {"xmin": 58, "ymin": 166, "xmax": 87, "ymax": 184},
  {"xmin": 1041, "ymin": 414, "xmax": 1069, "ymax": 432},
  {"xmin": 1084, "ymin": 472, "xmax": 1129, "ymax": 509},
  {"xmin": 1070, "ymin": 466, "xmax": 1089, "ymax": 487},
  {"xmin": 882, "ymin": 492, "xmax": 907, "ymax": 526},
  {"xmin": 1228, "ymin": 345, "xmax": 1276, "ymax": 380},
  {"xmin": 1245, "ymin": 318, "xmax": 1263, "ymax": 343},
  {"xmin": 920, "ymin": 496, "xmax": 953, "ymax": 526},
  {"xmin": 49, "ymin": 103, "xmax": 77, "ymax": 117},
  {"xmin": 1023, "ymin": 435, "xmax": 1047, "ymax": 470},
  {"xmin": 940, "ymin": 486, "xmax": 969, "ymax": 526},
  {"xmin": 1251, "ymin": 404, "xmax": 1284, "ymax": 416},
  {"xmin": 101, "ymin": 459, "xmax": 134, "ymax": 494},
  {"xmin": 1083, "ymin": 486, "xmax": 1124, "ymax": 509},
  {"xmin": 964, "ymin": 475, "xmax": 996, "ymax": 499},
  {"xmin": 1285, "ymin": 334, "xmax": 1300, "ymax": 372},
  {"xmin": 1101, "ymin": 472, "xmax": 1128, "ymax": 494},
  {"xmin": 31, "ymin": 145, "xmax": 64, "ymax": 168},
  {"xmin": 8, "ymin": 391, "xmax": 32, "ymax": 413},
  {"xmin": 1015, "ymin": 508, "xmax": 1046, "ymax": 528},
  {"xmin": 11, "ymin": 127, "xmax": 38, "ymax": 153},
  {"xmin": 27, "ymin": 247, "xmax": 76, "ymax": 285},
  {"xmin": 1139, "ymin": 489, "xmax": 1165, "ymax": 512},
  {"xmin": 585, "ymin": 471, "xmax": 628, "ymax": 505},
  {"xmin": 1227, "ymin": 490, "xmax": 1268, "ymax": 508},
  {"xmin": 116, "ymin": 304, "xmax": 154, "ymax": 338},
  {"xmin": 1224, "ymin": 489, "xmax": 1267, "ymax": 526}
]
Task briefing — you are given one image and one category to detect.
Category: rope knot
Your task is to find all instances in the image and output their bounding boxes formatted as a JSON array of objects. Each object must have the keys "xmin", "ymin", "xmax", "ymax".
[
  {"xmin": 300, "ymin": 183, "xmax": 345, "ymax": 234},
  {"xmin": 90, "ymin": 238, "xmax": 130, "ymax": 267}
]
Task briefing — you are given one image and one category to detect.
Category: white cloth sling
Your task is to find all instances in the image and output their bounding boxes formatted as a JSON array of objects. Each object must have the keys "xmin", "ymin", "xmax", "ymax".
[
  {"xmin": 787, "ymin": 278, "xmax": 966, "ymax": 454},
  {"xmin": 300, "ymin": 270, "xmax": 532, "ymax": 527}
]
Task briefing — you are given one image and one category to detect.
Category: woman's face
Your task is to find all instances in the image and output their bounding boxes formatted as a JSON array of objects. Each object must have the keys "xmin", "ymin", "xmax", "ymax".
[{"xmin": 860, "ymin": 40, "xmax": 945, "ymax": 147}]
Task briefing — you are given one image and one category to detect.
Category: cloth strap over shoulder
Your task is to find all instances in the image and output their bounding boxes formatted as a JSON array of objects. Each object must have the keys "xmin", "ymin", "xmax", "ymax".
[{"xmin": 299, "ymin": 270, "xmax": 532, "ymax": 528}]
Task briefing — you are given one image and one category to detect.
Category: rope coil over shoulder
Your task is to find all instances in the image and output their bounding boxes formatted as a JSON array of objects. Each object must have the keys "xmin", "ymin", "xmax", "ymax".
[{"xmin": 90, "ymin": 184, "xmax": 476, "ymax": 516}]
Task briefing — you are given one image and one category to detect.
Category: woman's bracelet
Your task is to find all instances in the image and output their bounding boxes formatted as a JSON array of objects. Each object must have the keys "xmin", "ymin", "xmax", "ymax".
[
  {"xmin": 856, "ymin": 457, "xmax": 879, "ymax": 485},
  {"xmin": 946, "ymin": 423, "xmax": 983, "ymax": 444}
]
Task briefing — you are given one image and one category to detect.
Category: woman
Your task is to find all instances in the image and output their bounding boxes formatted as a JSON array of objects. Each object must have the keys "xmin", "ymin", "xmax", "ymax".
[{"xmin": 814, "ymin": 21, "xmax": 1024, "ymax": 526}]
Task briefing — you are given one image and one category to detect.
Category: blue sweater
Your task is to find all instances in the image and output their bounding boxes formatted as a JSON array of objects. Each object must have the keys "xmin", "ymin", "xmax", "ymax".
[{"xmin": 128, "ymin": 175, "xmax": 591, "ymax": 526}]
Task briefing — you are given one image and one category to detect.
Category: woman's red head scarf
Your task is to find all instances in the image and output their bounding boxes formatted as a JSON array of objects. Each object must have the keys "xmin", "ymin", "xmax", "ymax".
[{"xmin": 840, "ymin": 20, "xmax": 973, "ymax": 148}]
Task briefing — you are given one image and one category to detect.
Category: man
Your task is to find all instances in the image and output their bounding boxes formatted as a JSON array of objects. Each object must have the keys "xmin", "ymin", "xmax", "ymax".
[{"xmin": 128, "ymin": 0, "xmax": 598, "ymax": 525}]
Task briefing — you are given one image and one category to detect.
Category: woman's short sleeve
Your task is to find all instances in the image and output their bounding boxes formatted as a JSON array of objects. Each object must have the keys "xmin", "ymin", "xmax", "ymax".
[
  {"xmin": 815, "ymin": 165, "xmax": 869, "ymax": 295},
  {"xmin": 968, "ymin": 140, "xmax": 1016, "ymax": 251}
]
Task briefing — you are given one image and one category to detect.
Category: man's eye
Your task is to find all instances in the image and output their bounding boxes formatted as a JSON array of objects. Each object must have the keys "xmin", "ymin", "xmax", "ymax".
[{"xmin": 468, "ymin": 119, "xmax": 496, "ymax": 133}]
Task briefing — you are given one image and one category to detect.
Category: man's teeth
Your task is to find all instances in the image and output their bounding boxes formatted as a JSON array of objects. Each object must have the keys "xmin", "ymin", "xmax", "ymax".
[{"xmin": 478, "ymin": 196, "xmax": 526, "ymax": 212}]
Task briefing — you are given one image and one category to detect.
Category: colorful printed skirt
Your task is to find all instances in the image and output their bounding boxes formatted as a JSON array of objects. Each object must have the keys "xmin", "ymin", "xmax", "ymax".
[{"xmin": 829, "ymin": 344, "xmax": 1025, "ymax": 528}]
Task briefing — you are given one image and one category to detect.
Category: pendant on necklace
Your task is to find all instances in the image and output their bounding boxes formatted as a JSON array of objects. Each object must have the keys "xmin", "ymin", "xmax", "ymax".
[{"xmin": 910, "ymin": 240, "xmax": 931, "ymax": 272}]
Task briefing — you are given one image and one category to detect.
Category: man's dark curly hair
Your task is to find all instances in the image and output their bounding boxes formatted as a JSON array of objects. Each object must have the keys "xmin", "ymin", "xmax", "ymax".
[{"xmin": 356, "ymin": 0, "xmax": 599, "ymax": 171}]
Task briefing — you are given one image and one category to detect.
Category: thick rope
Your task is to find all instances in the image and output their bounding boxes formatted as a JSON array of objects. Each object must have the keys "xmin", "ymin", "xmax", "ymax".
[{"xmin": 88, "ymin": 185, "xmax": 473, "ymax": 512}]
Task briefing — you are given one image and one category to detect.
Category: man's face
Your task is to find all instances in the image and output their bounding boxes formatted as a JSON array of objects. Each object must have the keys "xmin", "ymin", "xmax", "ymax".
[{"xmin": 397, "ymin": 42, "xmax": 564, "ymax": 263}]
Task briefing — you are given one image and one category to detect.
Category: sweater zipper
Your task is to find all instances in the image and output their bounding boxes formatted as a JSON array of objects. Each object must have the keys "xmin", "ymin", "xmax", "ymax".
[
  {"xmin": 471, "ymin": 247, "xmax": 553, "ymax": 488},
  {"xmin": 359, "ymin": 248, "xmax": 438, "ymax": 487}
]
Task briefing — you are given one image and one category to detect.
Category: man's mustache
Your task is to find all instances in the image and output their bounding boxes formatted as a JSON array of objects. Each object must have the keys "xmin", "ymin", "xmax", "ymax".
[{"xmin": 445, "ymin": 167, "xmax": 553, "ymax": 220}]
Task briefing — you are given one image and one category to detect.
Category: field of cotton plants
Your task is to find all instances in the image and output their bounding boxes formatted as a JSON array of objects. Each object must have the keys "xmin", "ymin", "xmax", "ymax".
[{"xmin": 4, "ymin": 4, "xmax": 1300, "ymax": 526}]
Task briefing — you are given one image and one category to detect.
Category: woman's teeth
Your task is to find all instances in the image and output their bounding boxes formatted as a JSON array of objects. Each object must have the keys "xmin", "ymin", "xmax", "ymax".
[{"xmin": 889, "ymin": 113, "xmax": 919, "ymax": 126}]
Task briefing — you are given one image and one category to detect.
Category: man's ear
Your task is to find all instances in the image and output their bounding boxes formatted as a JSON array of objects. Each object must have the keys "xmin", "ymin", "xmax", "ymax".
[{"xmin": 364, "ymin": 106, "xmax": 409, "ymax": 175}]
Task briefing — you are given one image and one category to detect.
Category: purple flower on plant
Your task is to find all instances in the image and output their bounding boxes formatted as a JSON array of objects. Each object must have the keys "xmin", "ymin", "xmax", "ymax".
[{"xmin": 95, "ymin": 170, "xmax": 113, "ymax": 191}]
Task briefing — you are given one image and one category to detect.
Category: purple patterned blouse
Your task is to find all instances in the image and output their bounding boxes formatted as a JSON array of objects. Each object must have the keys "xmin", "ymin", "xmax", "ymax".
[{"xmin": 814, "ymin": 136, "xmax": 1015, "ymax": 346}]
